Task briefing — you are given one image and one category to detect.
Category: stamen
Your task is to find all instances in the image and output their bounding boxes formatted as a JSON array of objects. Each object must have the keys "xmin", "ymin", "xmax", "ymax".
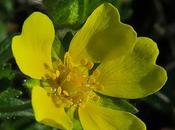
[
  {"xmin": 64, "ymin": 100, "xmax": 73, "ymax": 107},
  {"xmin": 92, "ymin": 95, "xmax": 100, "ymax": 101},
  {"xmin": 86, "ymin": 61, "xmax": 94, "ymax": 69},
  {"xmin": 80, "ymin": 59, "xmax": 88, "ymax": 66},
  {"xmin": 54, "ymin": 99, "xmax": 62, "ymax": 107},
  {"xmin": 55, "ymin": 70, "xmax": 60, "ymax": 78},
  {"xmin": 93, "ymin": 69, "xmax": 100, "ymax": 77},
  {"xmin": 44, "ymin": 87, "xmax": 56, "ymax": 94},
  {"xmin": 56, "ymin": 87, "xmax": 62, "ymax": 95},
  {"xmin": 88, "ymin": 76, "xmax": 96, "ymax": 84},
  {"xmin": 64, "ymin": 52, "xmax": 73, "ymax": 69},
  {"xmin": 63, "ymin": 90, "xmax": 69, "ymax": 96},
  {"xmin": 42, "ymin": 53, "xmax": 101, "ymax": 108},
  {"xmin": 66, "ymin": 74, "xmax": 71, "ymax": 81}
]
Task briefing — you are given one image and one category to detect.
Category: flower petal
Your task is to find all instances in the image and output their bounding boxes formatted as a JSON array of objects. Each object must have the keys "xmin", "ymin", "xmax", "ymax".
[
  {"xmin": 32, "ymin": 86, "xmax": 72, "ymax": 130},
  {"xmin": 95, "ymin": 37, "xmax": 167, "ymax": 98},
  {"xmin": 68, "ymin": 3, "xmax": 136, "ymax": 64},
  {"xmin": 12, "ymin": 12, "xmax": 54, "ymax": 79},
  {"xmin": 79, "ymin": 103, "xmax": 146, "ymax": 130}
]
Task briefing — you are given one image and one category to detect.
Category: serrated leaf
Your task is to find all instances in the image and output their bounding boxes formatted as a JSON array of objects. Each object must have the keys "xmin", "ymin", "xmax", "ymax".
[
  {"xmin": 0, "ymin": 88, "xmax": 22, "ymax": 99},
  {"xmin": 0, "ymin": 117, "xmax": 34, "ymax": 130},
  {"xmin": 99, "ymin": 95, "xmax": 139, "ymax": 114},
  {"xmin": 0, "ymin": 109, "xmax": 33, "ymax": 119},
  {"xmin": 0, "ymin": 99, "xmax": 31, "ymax": 112},
  {"xmin": 0, "ymin": 88, "xmax": 33, "ymax": 119}
]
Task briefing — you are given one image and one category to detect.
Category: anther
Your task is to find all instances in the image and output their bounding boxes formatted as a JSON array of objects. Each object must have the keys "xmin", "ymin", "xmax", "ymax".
[
  {"xmin": 44, "ymin": 87, "xmax": 56, "ymax": 94},
  {"xmin": 88, "ymin": 76, "xmax": 96, "ymax": 84},
  {"xmin": 80, "ymin": 59, "xmax": 88, "ymax": 66},
  {"xmin": 92, "ymin": 95, "xmax": 100, "ymax": 101},
  {"xmin": 93, "ymin": 69, "xmax": 100, "ymax": 77},
  {"xmin": 66, "ymin": 74, "xmax": 71, "ymax": 81},
  {"xmin": 63, "ymin": 90, "xmax": 69, "ymax": 96},
  {"xmin": 55, "ymin": 100, "xmax": 62, "ymax": 107},
  {"xmin": 55, "ymin": 70, "xmax": 60, "ymax": 78},
  {"xmin": 86, "ymin": 61, "xmax": 94, "ymax": 70},
  {"xmin": 64, "ymin": 52, "xmax": 73, "ymax": 69},
  {"xmin": 56, "ymin": 87, "xmax": 62, "ymax": 95},
  {"xmin": 64, "ymin": 100, "xmax": 73, "ymax": 107}
]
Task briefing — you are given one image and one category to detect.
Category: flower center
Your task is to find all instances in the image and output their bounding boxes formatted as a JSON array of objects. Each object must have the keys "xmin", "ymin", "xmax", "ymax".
[{"xmin": 41, "ymin": 52, "xmax": 103, "ymax": 108}]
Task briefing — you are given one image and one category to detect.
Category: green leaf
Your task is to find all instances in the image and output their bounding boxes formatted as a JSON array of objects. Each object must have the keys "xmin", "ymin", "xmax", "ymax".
[
  {"xmin": 24, "ymin": 123, "xmax": 54, "ymax": 130},
  {"xmin": 0, "ymin": 88, "xmax": 22, "ymax": 99},
  {"xmin": 0, "ymin": 88, "xmax": 33, "ymax": 119},
  {"xmin": 0, "ymin": 64, "xmax": 15, "ymax": 80},
  {"xmin": 43, "ymin": 0, "xmax": 127, "ymax": 28},
  {"xmin": 43, "ymin": 0, "xmax": 80, "ymax": 28},
  {"xmin": 0, "ymin": 109, "xmax": 33, "ymax": 119},
  {"xmin": 99, "ymin": 95, "xmax": 138, "ymax": 114},
  {"xmin": 0, "ymin": 35, "xmax": 13, "ymax": 65},
  {"xmin": 0, "ymin": 117, "xmax": 34, "ymax": 130}
]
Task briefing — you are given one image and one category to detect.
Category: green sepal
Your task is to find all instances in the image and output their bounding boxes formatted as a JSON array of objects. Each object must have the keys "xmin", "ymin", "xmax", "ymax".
[
  {"xmin": 67, "ymin": 106, "xmax": 83, "ymax": 130},
  {"xmin": 23, "ymin": 79, "xmax": 40, "ymax": 90},
  {"xmin": 51, "ymin": 34, "xmax": 65, "ymax": 61}
]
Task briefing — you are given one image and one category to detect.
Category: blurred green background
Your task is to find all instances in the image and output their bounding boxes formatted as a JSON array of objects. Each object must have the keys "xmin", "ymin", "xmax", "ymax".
[{"xmin": 0, "ymin": 0, "xmax": 175, "ymax": 130}]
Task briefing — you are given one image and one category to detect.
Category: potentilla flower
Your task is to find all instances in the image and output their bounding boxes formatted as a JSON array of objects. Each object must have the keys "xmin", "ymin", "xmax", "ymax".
[{"xmin": 12, "ymin": 3, "xmax": 167, "ymax": 130}]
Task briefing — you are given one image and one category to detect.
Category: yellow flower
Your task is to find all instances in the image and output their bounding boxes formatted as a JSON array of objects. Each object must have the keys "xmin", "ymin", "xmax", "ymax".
[{"xmin": 12, "ymin": 3, "xmax": 167, "ymax": 130}]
